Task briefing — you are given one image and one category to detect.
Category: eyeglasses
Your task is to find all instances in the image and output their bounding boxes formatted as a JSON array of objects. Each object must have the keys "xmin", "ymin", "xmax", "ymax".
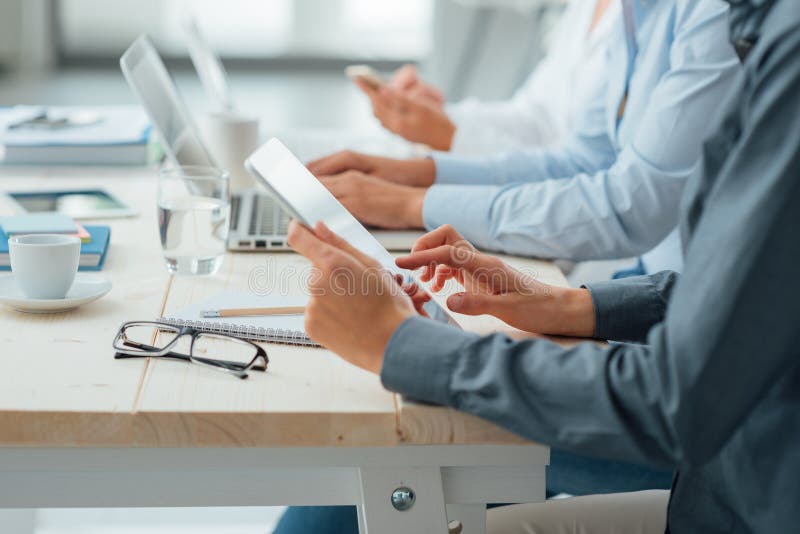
[{"xmin": 113, "ymin": 321, "xmax": 269, "ymax": 379}]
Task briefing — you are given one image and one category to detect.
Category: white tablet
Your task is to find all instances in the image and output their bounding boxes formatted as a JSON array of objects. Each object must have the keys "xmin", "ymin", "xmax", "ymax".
[{"xmin": 246, "ymin": 138, "xmax": 460, "ymax": 327}]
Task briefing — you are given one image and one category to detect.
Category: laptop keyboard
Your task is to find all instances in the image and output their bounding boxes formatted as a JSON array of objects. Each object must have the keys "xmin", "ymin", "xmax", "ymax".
[
  {"xmin": 278, "ymin": 211, "xmax": 290, "ymax": 234},
  {"xmin": 248, "ymin": 195, "xmax": 290, "ymax": 236},
  {"xmin": 230, "ymin": 195, "xmax": 241, "ymax": 231}
]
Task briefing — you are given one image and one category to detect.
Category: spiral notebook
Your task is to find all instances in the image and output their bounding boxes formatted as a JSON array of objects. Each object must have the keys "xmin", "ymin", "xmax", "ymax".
[{"xmin": 158, "ymin": 291, "xmax": 319, "ymax": 347}]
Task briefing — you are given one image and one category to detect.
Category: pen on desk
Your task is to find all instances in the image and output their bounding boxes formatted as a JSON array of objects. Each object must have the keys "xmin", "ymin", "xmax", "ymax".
[
  {"xmin": 6, "ymin": 111, "xmax": 48, "ymax": 130},
  {"xmin": 201, "ymin": 306, "xmax": 306, "ymax": 318}
]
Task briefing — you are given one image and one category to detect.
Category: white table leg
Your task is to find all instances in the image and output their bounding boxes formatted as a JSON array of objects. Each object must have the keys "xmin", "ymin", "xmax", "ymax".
[
  {"xmin": 447, "ymin": 503, "xmax": 486, "ymax": 534},
  {"xmin": 359, "ymin": 466, "xmax": 449, "ymax": 534}
]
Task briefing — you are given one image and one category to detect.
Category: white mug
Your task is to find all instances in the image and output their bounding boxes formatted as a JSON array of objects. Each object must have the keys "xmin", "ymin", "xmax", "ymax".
[
  {"xmin": 201, "ymin": 111, "xmax": 260, "ymax": 192},
  {"xmin": 9, "ymin": 234, "xmax": 81, "ymax": 299}
]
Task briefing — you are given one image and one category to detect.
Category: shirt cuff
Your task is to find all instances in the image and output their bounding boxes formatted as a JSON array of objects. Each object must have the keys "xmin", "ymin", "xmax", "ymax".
[
  {"xmin": 380, "ymin": 316, "xmax": 473, "ymax": 405},
  {"xmin": 584, "ymin": 274, "xmax": 674, "ymax": 343},
  {"xmin": 422, "ymin": 185, "xmax": 497, "ymax": 247},
  {"xmin": 432, "ymin": 152, "xmax": 496, "ymax": 186}
]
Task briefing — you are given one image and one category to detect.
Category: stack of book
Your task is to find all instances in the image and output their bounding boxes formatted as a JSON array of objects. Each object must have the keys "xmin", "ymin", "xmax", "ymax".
[
  {"xmin": 0, "ymin": 214, "xmax": 111, "ymax": 270},
  {"xmin": 0, "ymin": 105, "xmax": 151, "ymax": 165}
]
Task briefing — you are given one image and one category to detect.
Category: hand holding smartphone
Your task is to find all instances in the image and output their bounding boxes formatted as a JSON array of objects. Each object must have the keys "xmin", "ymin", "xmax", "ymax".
[{"xmin": 345, "ymin": 65, "xmax": 386, "ymax": 90}]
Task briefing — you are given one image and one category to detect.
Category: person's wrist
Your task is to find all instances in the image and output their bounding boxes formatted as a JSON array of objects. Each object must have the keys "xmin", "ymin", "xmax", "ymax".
[
  {"xmin": 371, "ymin": 306, "xmax": 414, "ymax": 375},
  {"xmin": 427, "ymin": 116, "xmax": 456, "ymax": 152},
  {"xmin": 553, "ymin": 287, "xmax": 596, "ymax": 337},
  {"xmin": 407, "ymin": 158, "xmax": 435, "ymax": 187},
  {"xmin": 440, "ymin": 118, "xmax": 456, "ymax": 151},
  {"xmin": 400, "ymin": 187, "xmax": 426, "ymax": 228}
]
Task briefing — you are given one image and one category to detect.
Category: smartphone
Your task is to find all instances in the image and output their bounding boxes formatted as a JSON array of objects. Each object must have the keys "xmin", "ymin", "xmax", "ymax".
[{"xmin": 345, "ymin": 65, "xmax": 386, "ymax": 90}]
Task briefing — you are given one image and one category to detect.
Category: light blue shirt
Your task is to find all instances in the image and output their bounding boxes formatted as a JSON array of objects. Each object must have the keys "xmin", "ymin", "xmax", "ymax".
[{"xmin": 423, "ymin": 0, "xmax": 740, "ymax": 267}]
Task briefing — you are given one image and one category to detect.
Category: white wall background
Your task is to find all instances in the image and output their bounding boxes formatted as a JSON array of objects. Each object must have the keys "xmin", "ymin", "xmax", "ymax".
[{"xmin": 429, "ymin": 0, "xmax": 562, "ymax": 99}]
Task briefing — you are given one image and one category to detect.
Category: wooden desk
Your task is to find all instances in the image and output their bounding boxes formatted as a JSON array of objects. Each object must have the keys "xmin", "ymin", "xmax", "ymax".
[{"xmin": 0, "ymin": 168, "xmax": 567, "ymax": 533}]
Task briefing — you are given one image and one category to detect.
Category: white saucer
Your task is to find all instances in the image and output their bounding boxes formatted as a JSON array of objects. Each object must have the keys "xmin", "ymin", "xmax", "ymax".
[{"xmin": 0, "ymin": 274, "xmax": 112, "ymax": 313}]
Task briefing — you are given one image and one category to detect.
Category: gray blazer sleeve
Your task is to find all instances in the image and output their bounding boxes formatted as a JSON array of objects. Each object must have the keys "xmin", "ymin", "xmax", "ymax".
[{"xmin": 381, "ymin": 27, "xmax": 800, "ymax": 469}]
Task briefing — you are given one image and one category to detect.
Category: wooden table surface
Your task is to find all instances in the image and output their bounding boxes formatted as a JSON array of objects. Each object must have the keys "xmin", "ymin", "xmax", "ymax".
[{"xmin": 0, "ymin": 167, "xmax": 569, "ymax": 449}]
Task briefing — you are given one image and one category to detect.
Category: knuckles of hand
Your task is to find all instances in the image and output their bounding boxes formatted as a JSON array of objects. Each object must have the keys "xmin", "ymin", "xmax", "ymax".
[
  {"xmin": 316, "ymin": 248, "xmax": 347, "ymax": 273},
  {"xmin": 341, "ymin": 170, "xmax": 363, "ymax": 182},
  {"xmin": 339, "ymin": 150, "xmax": 359, "ymax": 166}
]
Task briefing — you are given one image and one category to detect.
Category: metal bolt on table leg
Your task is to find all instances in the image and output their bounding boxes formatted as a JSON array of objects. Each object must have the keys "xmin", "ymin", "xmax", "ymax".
[{"xmin": 390, "ymin": 486, "xmax": 416, "ymax": 511}]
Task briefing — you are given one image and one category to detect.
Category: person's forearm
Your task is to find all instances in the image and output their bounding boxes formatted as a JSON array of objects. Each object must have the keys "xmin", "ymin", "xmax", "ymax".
[
  {"xmin": 380, "ymin": 317, "xmax": 678, "ymax": 470},
  {"xmin": 432, "ymin": 133, "xmax": 613, "ymax": 188},
  {"xmin": 400, "ymin": 158, "xmax": 437, "ymax": 187},
  {"xmin": 551, "ymin": 287, "xmax": 596, "ymax": 338},
  {"xmin": 424, "ymin": 115, "xmax": 455, "ymax": 152},
  {"xmin": 395, "ymin": 187, "xmax": 425, "ymax": 228},
  {"xmin": 422, "ymin": 159, "xmax": 684, "ymax": 261}
]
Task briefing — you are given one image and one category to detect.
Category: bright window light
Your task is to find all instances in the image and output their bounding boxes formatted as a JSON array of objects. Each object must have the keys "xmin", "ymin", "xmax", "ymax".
[
  {"xmin": 343, "ymin": 0, "xmax": 433, "ymax": 58},
  {"xmin": 58, "ymin": 0, "xmax": 432, "ymax": 61},
  {"xmin": 345, "ymin": 0, "xmax": 432, "ymax": 29},
  {"xmin": 164, "ymin": 0, "xmax": 293, "ymax": 56}
]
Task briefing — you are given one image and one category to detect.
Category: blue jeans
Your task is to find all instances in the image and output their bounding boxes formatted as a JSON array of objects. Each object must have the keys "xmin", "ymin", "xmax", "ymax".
[
  {"xmin": 272, "ymin": 450, "xmax": 673, "ymax": 534},
  {"xmin": 612, "ymin": 258, "xmax": 647, "ymax": 279},
  {"xmin": 273, "ymin": 504, "xmax": 359, "ymax": 534}
]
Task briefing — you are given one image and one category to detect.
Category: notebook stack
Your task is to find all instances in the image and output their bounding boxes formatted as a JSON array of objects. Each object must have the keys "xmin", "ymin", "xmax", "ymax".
[
  {"xmin": 0, "ymin": 105, "xmax": 151, "ymax": 165},
  {"xmin": 0, "ymin": 214, "xmax": 111, "ymax": 270}
]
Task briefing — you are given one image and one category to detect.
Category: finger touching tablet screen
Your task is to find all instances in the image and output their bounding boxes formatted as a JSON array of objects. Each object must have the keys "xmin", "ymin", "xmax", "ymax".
[{"xmin": 245, "ymin": 138, "xmax": 459, "ymax": 327}]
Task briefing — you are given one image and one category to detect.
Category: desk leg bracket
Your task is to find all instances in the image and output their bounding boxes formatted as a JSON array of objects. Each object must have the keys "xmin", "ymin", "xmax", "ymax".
[{"xmin": 358, "ymin": 466, "xmax": 450, "ymax": 534}]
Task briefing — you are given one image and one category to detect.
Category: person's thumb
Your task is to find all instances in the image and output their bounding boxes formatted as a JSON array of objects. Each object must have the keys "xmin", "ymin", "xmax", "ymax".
[
  {"xmin": 390, "ymin": 64, "xmax": 418, "ymax": 90},
  {"xmin": 446, "ymin": 291, "xmax": 496, "ymax": 316}
]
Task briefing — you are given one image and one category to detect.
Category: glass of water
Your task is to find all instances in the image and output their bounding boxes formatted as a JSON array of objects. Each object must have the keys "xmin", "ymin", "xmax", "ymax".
[{"xmin": 157, "ymin": 166, "xmax": 230, "ymax": 276}]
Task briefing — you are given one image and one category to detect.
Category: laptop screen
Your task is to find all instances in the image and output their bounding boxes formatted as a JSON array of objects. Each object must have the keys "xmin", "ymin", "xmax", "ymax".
[
  {"xmin": 183, "ymin": 17, "xmax": 234, "ymax": 111},
  {"xmin": 120, "ymin": 35, "xmax": 216, "ymax": 168}
]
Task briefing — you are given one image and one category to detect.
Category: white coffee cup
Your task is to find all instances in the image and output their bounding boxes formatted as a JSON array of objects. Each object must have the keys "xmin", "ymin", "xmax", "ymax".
[
  {"xmin": 9, "ymin": 234, "xmax": 81, "ymax": 299},
  {"xmin": 201, "ymin": 111, "xmax": 260, "ymax": 192}
]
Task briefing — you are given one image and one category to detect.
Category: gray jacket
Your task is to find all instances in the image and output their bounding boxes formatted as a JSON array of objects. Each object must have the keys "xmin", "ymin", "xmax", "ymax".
[{"xmin": 380, "ymin": 1, "xmax": 800, "ymax": 531}]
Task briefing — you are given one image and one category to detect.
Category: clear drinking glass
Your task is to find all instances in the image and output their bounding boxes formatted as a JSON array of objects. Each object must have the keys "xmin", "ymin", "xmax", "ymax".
[{"xmin": 157, "ymin": 166, "xmax": 230, "ymax": 276}]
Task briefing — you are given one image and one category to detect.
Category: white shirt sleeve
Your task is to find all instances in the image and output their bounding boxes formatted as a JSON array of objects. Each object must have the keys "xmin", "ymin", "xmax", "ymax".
[
  {"xmin": 424, "ymin": 2, "xmax": 740, "ymax": 261},
  {"xmin": 445, "ymin": 0, "xmax": 618, "ymax": 154},
  {"xmin": 447, "ymin": 96, "xmax": 565, "ymax": 154}
]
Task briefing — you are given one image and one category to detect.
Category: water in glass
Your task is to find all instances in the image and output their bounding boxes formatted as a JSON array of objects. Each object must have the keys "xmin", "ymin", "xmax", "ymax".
[{"xmin": 158, "ymin": 166, "xmax": 230, "ymax": 275}]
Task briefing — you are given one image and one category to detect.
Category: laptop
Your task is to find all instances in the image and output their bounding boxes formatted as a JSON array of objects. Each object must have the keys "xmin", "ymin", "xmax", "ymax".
[
  {"xmin": 121, "ymin": 35, "xmax": 422, "ymax": 252},
  {"xmin": 182, "ymin": 17, "xmax": 418, "ymax": 160},
  {"xmin": 181, "ymin": 23, "xmax": 425, "ymax": 250},
  {"xmin": 183, "ymin": 17, "xmax": 235, "ymax": 112},
  {"xmin": 120, "ymin": 35, "xmax": 296, "ymax": 251}
]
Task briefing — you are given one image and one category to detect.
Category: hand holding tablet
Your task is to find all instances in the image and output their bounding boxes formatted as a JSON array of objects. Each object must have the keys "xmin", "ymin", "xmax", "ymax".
[{"xmin": 245, "ymin": 138, "xmax": 459, "ymax": 328}]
